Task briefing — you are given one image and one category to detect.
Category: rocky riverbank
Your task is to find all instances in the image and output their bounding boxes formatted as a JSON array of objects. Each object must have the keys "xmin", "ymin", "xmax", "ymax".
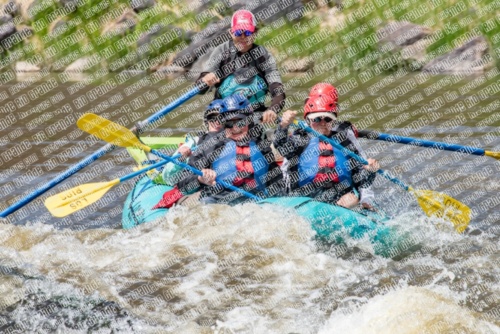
[{"xmin": 0, "ymin": 0, "xmax": 498, "ymax": 78}]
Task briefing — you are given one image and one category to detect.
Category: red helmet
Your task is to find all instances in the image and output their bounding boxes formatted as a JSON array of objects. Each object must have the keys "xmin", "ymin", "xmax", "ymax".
[
  {"xmin": 308, "ymin": 83, "xmax": 338, "ymax": 103},
  {"xmin": 303, "ymin": 95, "xmax": 337, "ymax": 119}
]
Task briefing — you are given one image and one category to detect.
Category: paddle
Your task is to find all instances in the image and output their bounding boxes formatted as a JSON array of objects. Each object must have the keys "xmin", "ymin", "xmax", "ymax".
[
  {"xmin": 292, "ymin": 120, "xmax": 471, "ymax": 233},
  {"xmin": 45, "ymin": 159, "xmax": 172, "ymax": 217},
  {"xmin": 0, "ymin": 84, "xmax": 203, "ymax": 219},
  {"xmin": 77, "ymin": 113, "xmax": 262, "ymax": 200},
  {"xmin": 358, "ymin": 130, "xmax": 500, "ymax": 160}
]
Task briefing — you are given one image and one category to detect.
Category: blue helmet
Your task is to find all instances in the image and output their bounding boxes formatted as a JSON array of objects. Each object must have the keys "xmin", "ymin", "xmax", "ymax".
[
  {"xmin": 221, "ymin": 94, "xmax": 253, "ymax": 121},
  {"xmin": 204, "ymin": 99, "xmax": 226, "ymax": 122}
]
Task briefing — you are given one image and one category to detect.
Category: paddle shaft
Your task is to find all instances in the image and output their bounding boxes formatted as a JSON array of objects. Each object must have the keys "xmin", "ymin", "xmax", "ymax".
[
  {"xmin": 358, "ymin": 130, "xmax": 495, "ymax": 157},
  {"xmin": 294, "ymin": 121, "xmax": 410, "ymax": 191},
  {"xmin": 0, "ymin": 85, "xmax": 202, "ymax": 218},
  {"xmin": 147, "ymin": 148, "xmax": 262, "ymax": 201},
  {"xmin": 119, "ymin": 159, "xmax": 173, "ymax": 183}
]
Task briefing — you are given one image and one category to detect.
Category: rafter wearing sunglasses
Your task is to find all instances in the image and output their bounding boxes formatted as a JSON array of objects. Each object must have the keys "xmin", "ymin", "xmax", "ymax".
[
  {"xmin": 308, "ymin": 116, "xmax": 335, "ymax": 123},
  {"xmin": 224, "ymin": 119, "xmax": 249, "ymax": 129},
  {"xmin": 233, "ymin": 30, "xmax": 254, "ymax": 37}
]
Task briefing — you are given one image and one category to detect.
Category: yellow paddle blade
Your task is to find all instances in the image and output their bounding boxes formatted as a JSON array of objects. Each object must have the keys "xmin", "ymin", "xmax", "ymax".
[
  {"xmin": 44, "ymin": 180, "xmax": 120, "ymax": 217},
  {"xmin": 410, "ymin": 188, "xmax": 471, "ymax": 233},
  {"xmin": 77, "ymin": 113, "xmax": 151, "ymax": 152},
  {"xmin": 485, "ymin": 150, "xmax": 500, "ymax": 160}
]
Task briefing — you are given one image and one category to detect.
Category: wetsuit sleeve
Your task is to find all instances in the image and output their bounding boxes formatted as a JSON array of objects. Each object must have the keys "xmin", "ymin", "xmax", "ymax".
[
  {"xmin": 195, "ymin": 43, "xmax": 227, "ymax": 94},
  {"xmin": 346, "ymin": 129, "xmax": 367, "ymax": 158},
  {"xmin": 176, "ymin": 147, "xmax": 209, "ymax": 193},
  {"xmin": 162, "ymin": 137, "xmax": 197, "ymax": 186},
  {"xmin": 350, "ymin": 160, "xmax": 376, "ymax": 190},
  {"xmin": 268, "ymin": 82, "xmax": 286, "ymax": 114},
  {"xmin": 260, "ymin": 50, "xmax": 285, "ymax": 114}
]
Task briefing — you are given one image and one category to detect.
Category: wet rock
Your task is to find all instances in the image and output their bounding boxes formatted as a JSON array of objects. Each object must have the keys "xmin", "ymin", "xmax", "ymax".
[
  {"xmin": 130, "ymin": 0, "xmax": 155, "ymax": 13},
  {"xmin": 378, "ymin": 21, "xmax": 433, "ymax": 64},
  {"xmin": 422, "ymin": 36, "xmax": 492, "ymax": 74}
]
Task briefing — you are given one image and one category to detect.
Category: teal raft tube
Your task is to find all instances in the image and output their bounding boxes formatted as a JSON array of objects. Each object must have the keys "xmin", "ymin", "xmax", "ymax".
[
  {"xmin": 122, "ymin": 138, "xmax": 400, "ymax": 254},
  {"xmin": 123, "ymin": 176, "xmax": 397, "ymax": 252}
]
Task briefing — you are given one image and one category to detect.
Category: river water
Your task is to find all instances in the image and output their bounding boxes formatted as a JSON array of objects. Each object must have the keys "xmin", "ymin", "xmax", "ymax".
[{"xmin": 0, "ymin": 70, "xmax": 499, "ymax": 333}]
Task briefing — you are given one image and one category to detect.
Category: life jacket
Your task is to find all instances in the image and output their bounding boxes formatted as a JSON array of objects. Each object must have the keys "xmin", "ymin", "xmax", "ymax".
[
  {"xmin": 298, "ymin": 137, "xmax": 353, "ymax": 188},
  {"xmin": 216, "ymin": 41, "xmax": 269, "ymax": 106},
  {"xmin": 212, "ymin": 140, "xmax": 269, "ymax": 193},
  {"xmin": 218, "ymin": 74, "xmax": 267, "ymax": 106}
]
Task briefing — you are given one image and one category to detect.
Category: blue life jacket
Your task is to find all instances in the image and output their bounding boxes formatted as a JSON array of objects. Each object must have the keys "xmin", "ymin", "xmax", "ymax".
[
  {"xmin": 212, "ymin": 140, "xmax": 269, "ymax": 194},
  {"xmin": 298, "ymin": 137, "xmax": 353, "ymax": 188}
]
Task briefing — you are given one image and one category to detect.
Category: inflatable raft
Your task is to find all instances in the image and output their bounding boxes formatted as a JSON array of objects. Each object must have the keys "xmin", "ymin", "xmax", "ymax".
[{"xmin": 122, "ymin": 137, "xmax": 398, "ymax": 251}]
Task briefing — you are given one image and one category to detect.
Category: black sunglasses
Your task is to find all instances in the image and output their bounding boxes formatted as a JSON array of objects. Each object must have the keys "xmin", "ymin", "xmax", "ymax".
[
  {"xmin": 310, "ymin": 116, "xmax": 335, "ymax": 123},
  {"xmin": 224, "ymin": 119, "xmax": 248, "ymax": 129}
]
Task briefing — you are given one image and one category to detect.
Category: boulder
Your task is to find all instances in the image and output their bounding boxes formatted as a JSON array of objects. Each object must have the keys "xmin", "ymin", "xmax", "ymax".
[
  {"xmin": 57, "ymin": 0, "xmax": 80, "ymax": 9},
  {"xmin": 0, "ymin": 19, "xmax": 15, "ymax": 43},
  {"xmin": 102, "ymin": 9, "xmax": 137, "ymax": 37},
  {"xmin": 224, "ymin": 0, "xmax": 304, "ymax": 23},
  {"xmin": 136, "ymin": 23, "xmax": 191, "ymax": 50},
  {"xmin": 15, "ymin": 61, "xmax": 40, "ymax": 72},
  {"xmin": 378, "ymin": 21, "xmax": 433, "ymax": 63},
  {"xmin": 130, "ymin": 0, "xmax": 155, "ymax": 13},
  {"xmin": 0, "ymin": 15, "xmax": 13, "ymax": 25},
  {"xmin": 171, "ymin": 19, "xmax": 231, "ymax": 69},
  {"xmin": 1, "ymin": 24, "xmax": 32, "ymax": 50},
  {"xmin": 154, "ymin": 64, "xmax": 185, "ymax": 80},
  {"xmin": 64, "ymin": 56, "xmax": 101, "ymax": 72},
  {"xmin": 48, "ymin": 18, "xmax": 68, "ymax": 38},
  {"xmin": 379, "ymin": 21, "xmax": 432, "ymax": 48},
  {"xmin": 186, "ymin": 46, "xmax": 215, "ymax": 80},
  {"xmin": 422, "ymin": 36, "xmax": 492, "ymax": 74},
  {"xmin": 1, "ymin": 1, "xmax": 17, "ymax": 16},
  {"xmin": 281, "ymin": 57, "xmax": 314, "ymax": 73}
]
